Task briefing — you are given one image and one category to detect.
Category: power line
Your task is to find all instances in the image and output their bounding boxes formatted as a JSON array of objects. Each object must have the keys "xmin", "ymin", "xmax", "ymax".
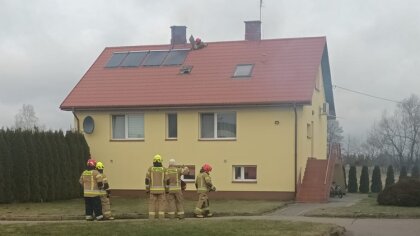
[{"xmin": 333, "ymin": 85, "xmax": 402, "ymax": 104}]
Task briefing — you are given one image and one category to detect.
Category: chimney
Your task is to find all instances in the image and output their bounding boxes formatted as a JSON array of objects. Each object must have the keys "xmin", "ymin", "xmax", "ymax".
[
  {"xmin": 244, "ymin": 21, "xmax": 261, "ymax": 41},
  {"xmin": 170, "ymin": 26, "xmax": 187, "ymax": 45}
]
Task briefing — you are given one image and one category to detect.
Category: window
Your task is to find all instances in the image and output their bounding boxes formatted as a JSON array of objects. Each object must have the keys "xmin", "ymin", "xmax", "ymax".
[
  {"xmin": 180, "ymin": 165, "xmax": 195, "ymax": 182},
  {"xmin": 233, "ymin": 166, "xmax": 257, "ymax": 182},
  {"xmin": 142, "ymin": 51, "xmax": 169, "ymax": 66},
  {"xmin": 112, "ymin": 114, "xmax": 144, "ymax": 139},
  {"xmin": 120, "ymin": 51, "xmax": 148, "ymax": 67},
  {"xmin": 163, "ymin": 49, "xmax": 188, "ymax": 66},
  {"xmin": 166, "ymin": 113, "xmax": 177, "ymax": 139},
  {"xmin": 105, "ymin": 52, "xmax": 128, "ymax": 68},
  {"xmin": 233, "ymin": 64, "xmax": 254, "ymax": 77},
  {"xmin": 200, "ymin": 112, "xmax": 236, "ymax": 139}
]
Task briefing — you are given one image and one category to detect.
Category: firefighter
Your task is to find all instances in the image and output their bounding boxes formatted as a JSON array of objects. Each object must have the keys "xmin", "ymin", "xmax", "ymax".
[
  {"xmin": 194, "ymin": 163, "xmax": 216, "ymax": 218},
  {"xmin": 165, "ymin": 159, "xmax": 189, "ymax": 219},
  {"xmin": 96, "ymin": 162, "xmax": 114, "ymax": 220},
  {"xmin": 145, "ymin": 154, "xmax": 168, "ymax": 219},
  {"xmin": 79, "ymin": 158, "xmax": 104, "ymax": 221}
]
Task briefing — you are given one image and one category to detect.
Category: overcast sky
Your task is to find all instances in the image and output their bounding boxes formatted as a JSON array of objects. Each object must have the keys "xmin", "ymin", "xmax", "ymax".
[{"xmin": 1, "ymin": 0, "xmax": 419, "ymax": 140}]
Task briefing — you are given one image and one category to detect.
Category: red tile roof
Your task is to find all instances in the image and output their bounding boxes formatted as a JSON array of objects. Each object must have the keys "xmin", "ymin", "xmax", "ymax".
[{"xmin": 60, "ymin": 37, "xmax": 329, "ymax": 110}]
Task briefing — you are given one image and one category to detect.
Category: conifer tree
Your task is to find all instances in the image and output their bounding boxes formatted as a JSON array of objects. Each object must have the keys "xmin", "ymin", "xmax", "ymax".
[
  {"xmin": 24, "ymin": 130, "xmax": 41, "ymax": 202},
  {"xmin": 371, "ymin": 165, "xmax": 382, "ymax": 193},
  {"xmin": 0, "ymin": 131, "xmax": 12, "ymax": 203},
  {"xmin": 1, "ymin": 130, "xmax": 14, "ymax": 202},
  {"xmin": 35, "ymin": 131, "xmax": 48, "ymax": 202},
  {"xmin": 348, "ymin": 166, "xmax": 358, "ymax": 193},
  {"xmin": 385, "ymin": 165, "xmax": 395, "ymax": 188},
  {"xmin": 11, "ymin": 130, "xmax": 30, "ymax": 202},
  {"xmin": 44, "ymin": 131, "xmax": 56, "ymax": 201},
  {"xmin": 411, "ymin": 166, "xmax": 420, "ymax": 179},
  {"xmin": 399, "ymin": 166, "xmax": 408, "ymax": 182},
  {"xmin": 359, "ymin": 166, "xmax": 370, "ymax": 193}
]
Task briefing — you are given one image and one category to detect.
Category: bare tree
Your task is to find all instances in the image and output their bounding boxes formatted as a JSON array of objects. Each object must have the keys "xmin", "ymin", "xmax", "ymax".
[
  {"xmin": 14, "ymin": 104, "xmax": 40, "ymax": 131},
  {"xmin": 374, "ymin": 94, "xmax": 420, "ymax": 168},
  {"xmin": 327, "ymin": 119, "xmax": 344, "ymax": 145}
]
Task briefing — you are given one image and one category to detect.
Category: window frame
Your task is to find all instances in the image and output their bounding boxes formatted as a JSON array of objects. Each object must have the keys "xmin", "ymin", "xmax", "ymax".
[
  {"xmin": 232, "ymin": 165, "xmax": 257, "ymax": 182},
  {"xmin": 166, "ymin": 112, "xmax": 178, "ymax": 140},
  {"xmin": 111, "ymin": 113, "xmax": 145, "ymax": 140},
  {"xmin": 180, "ymin": 165, "xmax": 196, "ymax": 183},
  {"xmin": 232, "ymin": 64, "xmax": 254, "ymax": 78},
  {"xmin": 199, "ymin": 112, "xmax": 237, "ymax": 140}
]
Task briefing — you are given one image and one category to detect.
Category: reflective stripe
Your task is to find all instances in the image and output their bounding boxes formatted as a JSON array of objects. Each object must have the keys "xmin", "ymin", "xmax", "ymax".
[
  {"xmin": 167, "ymin": 212, "xmax": 175, "ymax": 215},
  {"xmin": 149, "ymin": 212, "xmax": 156, "ymax": 215},
  {"xmin": 158, "ymin": 211, "xmax": 165, "ymax": 215},
  {"xmin": 177, "ymin": 211, "xmax": 184, "ymax": 215}
]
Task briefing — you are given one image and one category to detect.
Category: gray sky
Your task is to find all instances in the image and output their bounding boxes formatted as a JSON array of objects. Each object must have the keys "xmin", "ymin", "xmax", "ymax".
[{"xmin": 1, "ymin": 0, "xmax": 419, "ymax": 140}]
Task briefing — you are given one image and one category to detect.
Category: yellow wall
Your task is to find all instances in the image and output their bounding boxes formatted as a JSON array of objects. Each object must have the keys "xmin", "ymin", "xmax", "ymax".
[
  {"xmin": 76, "ymin": 106, "xmax": 297, "ymax": 192},
  {"xmin": 74, "ymin": 67, "xmax": 328, "ymax": 193},
  {"xmin": 296, "ymin": 65, "xmax": 328, "ymax": 179}
]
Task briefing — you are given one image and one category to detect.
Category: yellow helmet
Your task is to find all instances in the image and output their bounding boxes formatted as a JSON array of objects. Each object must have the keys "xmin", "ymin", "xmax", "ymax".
[
  {"xmin": 96, "ymin": 162, "xmax": 105, "ymax": 170},
  {"xmin": 153, "ymin": 154, "xmax": 162, "ymax": 163}
]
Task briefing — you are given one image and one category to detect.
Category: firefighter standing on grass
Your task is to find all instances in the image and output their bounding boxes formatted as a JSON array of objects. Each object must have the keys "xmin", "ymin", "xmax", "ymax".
[
  {"xmin": 79, "ymin": 159, "xmax": 104, "ymax": 221},
  {"xmin": 145, "ymin": 154, "xmax": 168, "ymax": 219},
  {"xmin": 194, "ymin": 163, "xmax": 216, "ymax": 218},
  {"xmin": 96, "ymin": 162, "xmax": 114, "ymax": 220},
  {"xmin": 165, "ymin": 159, "xmax": 189, "ymax": 219}
]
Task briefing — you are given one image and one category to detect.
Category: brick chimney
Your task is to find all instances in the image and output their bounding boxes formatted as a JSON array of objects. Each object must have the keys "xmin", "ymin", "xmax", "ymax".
[
  {"xmin": 244, "ymin": 21, "xmax": 261, "ymax": 41},
  {"xmin": 170, "ymin": 26, "xmax": 187, "ymax": 45}
]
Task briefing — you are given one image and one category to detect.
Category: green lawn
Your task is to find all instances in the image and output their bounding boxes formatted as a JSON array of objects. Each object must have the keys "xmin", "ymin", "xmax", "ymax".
[
  {"xmin": 0, "ymin": 197, "xmax": 286, "ymax": 220},
  {"xmin": 0, "ymin": 219, "xmax": 344, "ymax": 236},
  {"xmin": 305, "ymin": 194, "xmax": 420, "ymax": 218}
]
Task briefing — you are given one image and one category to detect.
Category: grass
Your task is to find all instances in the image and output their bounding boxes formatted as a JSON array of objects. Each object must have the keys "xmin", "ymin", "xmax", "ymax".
[
  {"xmin": 0, "ymin": 197, "xmax": 286, "ymax": 220},
  {"xmin": 305, "ymin": 194, "xmax": 420, "ymax": 218},
  {"xmin": 0, "ymin": 219, "xmax": 344, "ymax": 236}
]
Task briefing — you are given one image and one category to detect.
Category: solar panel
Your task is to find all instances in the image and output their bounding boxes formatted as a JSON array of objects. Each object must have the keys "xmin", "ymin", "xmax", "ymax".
[
  {"xmin": 163, "ymin": 50, "xmax": 189, "ymax": 66},
  {"xmin": 142, "ymin": 51, "xmax": 168, "ymax": 66},
  {"xmin": 105, "ymin": 52, "xmax": 128, "ymax": 68},
  {"xmin": 120, "ymin": 51, "xmax": 148, "ymax": 67}
]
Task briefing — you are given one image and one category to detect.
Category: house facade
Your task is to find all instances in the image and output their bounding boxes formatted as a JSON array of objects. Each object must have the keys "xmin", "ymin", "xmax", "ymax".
[{"xmin": 61, "ymin": 22, "xmax": 335, "ymax": 200}]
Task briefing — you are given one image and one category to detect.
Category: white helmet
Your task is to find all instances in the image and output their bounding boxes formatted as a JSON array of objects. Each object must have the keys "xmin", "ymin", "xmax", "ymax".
[{"xmin": 169, "ymin": 159, "xmax": 176, "ymax": 166}]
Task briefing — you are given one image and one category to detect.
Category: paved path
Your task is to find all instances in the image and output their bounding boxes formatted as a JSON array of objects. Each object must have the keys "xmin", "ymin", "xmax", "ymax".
[{"xmin": 222, "ymin": 194, "xmax": 420, "ymax": 236}]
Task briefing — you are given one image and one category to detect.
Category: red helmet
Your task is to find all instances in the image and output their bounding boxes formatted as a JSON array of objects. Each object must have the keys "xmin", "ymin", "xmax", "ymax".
[
  {"xmin": 202, "ymin": 163, "xmax": 212, "ymax": 172},
  {"xmin": 87, "ymin": 159, "xmax": 97, "ymax": 167},
  {"xmin": 195, "ymin": 37, "xmax": 201, "ymax": 44}
]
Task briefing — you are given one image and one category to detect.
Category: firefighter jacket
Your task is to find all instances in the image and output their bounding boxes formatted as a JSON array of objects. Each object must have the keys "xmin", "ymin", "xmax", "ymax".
[
  {"xmin": 79, "ymin": 169, "xmax": 103, "ymax": 197},
  {"xmin": 165, "ymin": 166, "xmax": 189, "ymax": 193},
  {"xmin": 195, "ymin": 172, "xmax": 214, "ymax": 193},
  {"xmin": 146, "ymin": 166, "xmax": 167, "ymax": 194},
  {"xmin": 97, "ymin": 172, "xmax": 110, "ymax": 196}
]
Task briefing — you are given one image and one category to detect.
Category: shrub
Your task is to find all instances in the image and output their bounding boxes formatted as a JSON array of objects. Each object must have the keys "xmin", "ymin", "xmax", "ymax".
[
  {"xmin": 411, "ymin": 166, "xmax": 419, "ymax": 179},
  {"xmin": 359, "ymin": 166, "xmax": 369, "ymax": 193},
  {"xmin": 399, "ymin": 166, "xmax": 408, "ymax": 181},
  {"xmin": 348, "ymin": 166, "xmax": 358, "ymax": 193},
  {"xmin": 377, "ymin": 177, "xmax": 420, "ymax": 206},
  {"xmin": 385, "ymin": 165, "xmax": 395, "ymax": 189},
  {"xmin": 371, "ymin": 165, "xmax": 382, "ymax": 193}
]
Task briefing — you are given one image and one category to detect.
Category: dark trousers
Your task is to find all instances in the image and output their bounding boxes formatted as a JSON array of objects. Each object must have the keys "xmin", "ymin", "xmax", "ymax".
[{"xmin": 84, "ymin": 196, "xmax": 103, "ymax": 217}]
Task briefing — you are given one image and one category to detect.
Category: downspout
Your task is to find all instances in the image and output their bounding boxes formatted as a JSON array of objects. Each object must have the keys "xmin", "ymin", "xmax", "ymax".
[
  {"xmin": 294, "ymin": 103, "xmax": 298, "ymax": 198},
  {"xmin": 72, "ymin": 109, "xmax": 80, "ymax": 132}
]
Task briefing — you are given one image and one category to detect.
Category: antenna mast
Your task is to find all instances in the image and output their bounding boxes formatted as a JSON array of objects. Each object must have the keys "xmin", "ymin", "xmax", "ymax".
[{"xmin": 259, "ymin": 0, "xmax": 263, "ymax": 21}]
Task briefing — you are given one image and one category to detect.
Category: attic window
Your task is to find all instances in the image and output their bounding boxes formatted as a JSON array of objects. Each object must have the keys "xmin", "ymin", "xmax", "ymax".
[
  {"xmin": 163, "ymin": 49, "xmax": 189, "ymax": 66},
  {"xmin": 233, "ymin": 64, "xmax": 254, "ymax": 78},
  {"xmin": 120, "ymin": 51, "xmax": 148, "ymax": 67},
  {"xmin": 142, "ymin": 51, "xmax": 169, "ymax": 66},
  {"xmin": 105, "ymin": 52, "xmax": 128, "ymax": 68}
]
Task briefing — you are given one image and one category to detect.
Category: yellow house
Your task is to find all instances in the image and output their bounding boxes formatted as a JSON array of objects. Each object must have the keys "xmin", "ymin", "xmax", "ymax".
[{"xmin": 60, "ymin": 22, "xmax": 336, "ymax": 200}]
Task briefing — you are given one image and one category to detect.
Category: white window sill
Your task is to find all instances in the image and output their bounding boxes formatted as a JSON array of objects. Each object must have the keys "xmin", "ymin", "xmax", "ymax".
[
  {"xmin": 199, "ymin": 138, "xmax": 236, "ymax": 141},
  {"xmin": 232, "ymin": 180, "xmax": 257, "ymax": 183},
  {"xmin": 110, "ymin": 138, "xmax": 145, "ymax": 142}
]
